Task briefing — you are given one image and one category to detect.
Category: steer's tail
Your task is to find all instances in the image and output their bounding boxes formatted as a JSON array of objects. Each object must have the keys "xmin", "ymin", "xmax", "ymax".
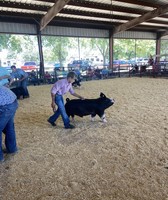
[{"xmin": 66, "ymin": 98, "xmax": 70, "ymax": 102}]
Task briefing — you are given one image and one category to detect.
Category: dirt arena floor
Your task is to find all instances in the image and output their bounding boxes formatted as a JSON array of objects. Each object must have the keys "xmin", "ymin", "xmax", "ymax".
[{"xmin": 0, "ymin": 77, "xmax": 168, "ymax": 200}]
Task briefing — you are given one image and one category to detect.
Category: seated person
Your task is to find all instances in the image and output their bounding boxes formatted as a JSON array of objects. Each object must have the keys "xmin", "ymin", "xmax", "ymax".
[
  {"xmin": 44, "ymin": 71, "xmax": 52, "ymax": 84},
  {"xmin": 87, "ymin": 67, "xmax": 94, "ymax": 79},
  {"xmin": 29, "ymin": 70, "xmax": 40, "ymax": 86},
  {"xmin": 148, "ymin": 55, "xmax": 154, "ymax": 65},
  {"xmin": 101, "ymin": 67, "xmax": 109, "ymax": 79},
  {"xmin": 94, "ymin": 67, "xmax": 101, "ymax": 79},
  {"xmin": 72, "ymin": 68, "xmax": 82, "ymax": 88}
]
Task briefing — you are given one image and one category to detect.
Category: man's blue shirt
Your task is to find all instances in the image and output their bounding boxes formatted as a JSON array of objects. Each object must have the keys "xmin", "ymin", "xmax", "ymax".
[
  {"xmin": 0, "ymin": 86, "xmax": 16, "ymax": 106},
  {"xmin": 0, "ymin": 67, "xmax": 10, "ymax": 86},
  {"xmin": 11, "ymin": 68, "xmax": 28, "ymax": 79}
]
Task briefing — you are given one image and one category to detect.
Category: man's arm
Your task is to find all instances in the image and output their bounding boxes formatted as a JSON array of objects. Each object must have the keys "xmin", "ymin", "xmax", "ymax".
[
  {"xmin": 0, "ymin": 75, "xmax": 10, "ymax": 80},
  {"xmin": 17, "ymin": 70, "xmax": 28, "ymax": 82},
  {"xmin": 19, "ymin": 75, "xmax": 27, "ymax": 82},
  {"xmin": 72, "ymin": 92, "xmax": 84, "ymax": 100},
  {"xmin": 51, "ymin": 93, "xmax": 56, "ymax": 112},
  {"xmin": 9, "ymin": 78, "xmax": 15, "ymax": 86}
]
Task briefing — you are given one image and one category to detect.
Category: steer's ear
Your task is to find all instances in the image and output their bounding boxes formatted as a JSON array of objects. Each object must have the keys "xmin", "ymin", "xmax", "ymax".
[{"xmin": 100, "ymin": 92, "xmax": 106, "ymax": 98}]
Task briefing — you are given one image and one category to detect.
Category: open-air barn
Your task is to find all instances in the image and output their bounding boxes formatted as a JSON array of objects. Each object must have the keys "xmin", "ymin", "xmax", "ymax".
[{"xmin": 0, "ymin": 0, "xmax": 168, "ymax": 200}]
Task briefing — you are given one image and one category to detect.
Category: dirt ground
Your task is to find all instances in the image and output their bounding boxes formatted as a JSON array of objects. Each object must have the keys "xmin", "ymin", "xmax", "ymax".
[{"xmin": 0, "ymin": 77, "xmax": 168, "ymax": 200}]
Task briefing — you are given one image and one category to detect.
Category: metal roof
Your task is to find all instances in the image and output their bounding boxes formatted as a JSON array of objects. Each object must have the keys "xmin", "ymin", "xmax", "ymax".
[{"xmin": 0, "ymin": 0, "xmax": 168, "ymax": 34}]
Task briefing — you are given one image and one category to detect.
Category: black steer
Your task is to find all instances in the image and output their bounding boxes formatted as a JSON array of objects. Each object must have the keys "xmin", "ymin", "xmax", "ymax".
[
  {"xmin": 11, "ymin": 87, "xmax": 25, "ymax": 99},
  {"xmin": 65, "ymin": 92, "xmax": 114, "ymax": 122}
]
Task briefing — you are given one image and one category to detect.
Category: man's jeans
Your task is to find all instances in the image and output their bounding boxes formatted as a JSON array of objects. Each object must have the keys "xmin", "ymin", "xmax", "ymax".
[
  {"xmin": 0, "ymin": 100, "xmax": 18, "ymax": 161},
  {"xmin": 18, "ymin": 78, "xmax": 29, "ymax": 97},
  {"xmin": 48, "ymin": 95, "xmax": 70, "ymax": 128}
]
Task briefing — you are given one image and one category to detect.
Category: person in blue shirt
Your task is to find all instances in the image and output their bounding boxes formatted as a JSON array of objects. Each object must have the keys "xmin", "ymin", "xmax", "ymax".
[
  {"xmin": 9, "ymin": 65, "xmax": 29, "ymax": 98},
  {"xmin": 72, "ymin": 68, "xmax": 82, "ymax": 88},
  {"xmin": 0, "ymin": 67, "xmax": 10, "ymax": 87},
  {"xmin": 0, "ymin": 86, "xmax": 18, "ymax": 162},
  {"xmin": 101, "ymin": 66, "xmax": 109, "ymax": 79}
]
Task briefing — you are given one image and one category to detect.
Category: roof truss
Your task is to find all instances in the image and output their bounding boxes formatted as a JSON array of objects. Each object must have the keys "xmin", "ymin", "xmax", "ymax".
[
  {"xmin": 113, "ymin": 4, "xmax": 168, "ymax": 34},
  {"xmin": 40, "ymin": 0, "xmax": 71, "ymax": 31},
  {"xmin": 0, "ymin": 0, "xmax": 168, "ymax": 34}
]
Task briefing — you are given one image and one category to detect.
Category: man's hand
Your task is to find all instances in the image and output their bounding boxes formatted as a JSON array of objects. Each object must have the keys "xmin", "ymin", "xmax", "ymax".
[
  {"xmin": 51, "ymin": 102, "xmax": 56, "ymax": 112},
  {"xmin": 5, "ymin": 84, "xmax": 10, "ymax": 88}
]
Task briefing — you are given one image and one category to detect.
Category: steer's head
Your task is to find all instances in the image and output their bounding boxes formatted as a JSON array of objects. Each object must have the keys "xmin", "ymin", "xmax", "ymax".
[{"xmin": 100, "ymin": 92, "xmax": 115, "ymax": 109}]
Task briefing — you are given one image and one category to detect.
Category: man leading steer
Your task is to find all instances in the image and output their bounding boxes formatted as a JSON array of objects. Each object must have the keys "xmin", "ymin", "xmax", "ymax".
[{"xmin": 47, "ymin": 71, "xmax": 84, "ymax": 129}]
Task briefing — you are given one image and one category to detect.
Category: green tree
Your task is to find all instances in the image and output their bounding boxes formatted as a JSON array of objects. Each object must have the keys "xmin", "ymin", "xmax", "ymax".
[
  {"xmin": 42, "ymin": 36, "xmax": 70, "ymax": 67},
  {"xmin": 90, "ymin": 38, "xmax": 109, "ymax": 65},
  {"xmin": 136, "ymin": 40, "xmax": 155, "ymax": 58},
  {"xmin": 114, "ymin": 39, "xmax": 155, "ymax": 60},
  {"xmin": 0, "ymin": 34, "xmax": 11, "ymax": 51},
  {"xmin": 21, "ymin": 35, "xmax": 39, "ymax": 62},
  {"xmin": 161, "ymin": 40, "xmax": 168, "ymax": 55},
  {"xmin": 7, "ymin": 35, "xmax": 23, "ymax": 59},
  {"xmin": 114, "ymin": 39, "xmax": 135, "ymax": 60},
  {"xmin": 0, "ymin": 34, "xmax": 39, "ymax": 62}
]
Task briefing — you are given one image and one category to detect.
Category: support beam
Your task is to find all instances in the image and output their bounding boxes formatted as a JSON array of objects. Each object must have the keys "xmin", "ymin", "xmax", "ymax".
[
  {"xmin": 160, "ymin": 29, "xmax": 168, "ymax": 38},
  {"xmin": 37, "ymin": 25, "xmax": 45, "ymax": 78},
  {"xmin": 40, "ymin": 0, "xmax": 71, "ymax": 31},
  {"xmin": 113, "ymin": 4, "xmax": 168, "ymax": 34},
  {"xmin": 109, "ymin": 30, "xmax": 113, "ymax": 71},
  {"xmin": 156, "ymin": 34, "xmax": 161, "ymax": 62},
  {"xmin": 110, "ymin": 0, "xmax": 161, "ymax": 8}
]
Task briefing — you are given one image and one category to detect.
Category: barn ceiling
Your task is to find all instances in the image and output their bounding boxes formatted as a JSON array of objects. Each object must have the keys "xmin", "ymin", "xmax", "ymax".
[{"xmin": 0, "ymin": 0, "xmax": 168, "ymax": 35}]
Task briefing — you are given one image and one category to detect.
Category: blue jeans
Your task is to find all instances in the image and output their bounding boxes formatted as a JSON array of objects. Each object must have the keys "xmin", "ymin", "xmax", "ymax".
[
  {"xmin": 18, "ymin": 78, "xmax": 29, "ymax": 97},
  {"xmin": 48, "ymin": 95, "xmax": 70, "ymax": 128},
  {"xmin": 0, "ymin": 100, "xmax": 18, "ymax": 161}
]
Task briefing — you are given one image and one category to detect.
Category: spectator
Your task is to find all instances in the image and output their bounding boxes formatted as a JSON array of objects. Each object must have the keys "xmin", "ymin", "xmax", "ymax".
[
  {"xmin": 87, "ymin": 67, "xmax": 94, "ymax": 80},
  {"xmin": 30, "ymin": 70, "xmax": 40, "ymax": 86},
  {"xmin": 44, "ymin": 71, "xmax": 52, "ymax": 84},
  {"xmin": 9, "ymin": 65, "xmax": 29, "ymax": 98},
  {"xmin": 148, "ymin": 54, "xmax": 154, "ymax": 65},
  {"xmin": 0, "ymin": 67, "xmax": 10, "ymax": 87},
  {"xmin": 74, "ymin": 68, "xmax": 81, "ymax": 78},
  {"xmin": 94, "ymin": 67, "xmax": 101, "ymax": 79},
  {"xmin": 101, "ymin": 66, "xmax": 109, "ymax": 79},
  {"xmin": 0, "ymin": 86, "xmax": 18, "ymax": 162},
  {"xmin": 47, "ymin": 71, "xmax": 84, "ymax": 129},
  {"xmin": 73, "ymin": 68, "xmax": 82, "ymax": 88}
]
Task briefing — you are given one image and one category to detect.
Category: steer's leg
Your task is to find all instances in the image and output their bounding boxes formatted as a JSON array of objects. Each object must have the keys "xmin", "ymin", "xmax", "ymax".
[
  {"xmin": 97, "ymin": 111, "xmax": 107, "ymax": 123},
  {"xmin": 101, "ymin": 114, "xmax": 107, "ymax": 123},
  {"xmin": 90, "ymin": 114, "xmax": 96, "ymax": 121},
  {"xmin": 70, "ymin": 114, "xmax": 75, "ymax": 124},
  {"xmin": 71, "ymin": 116, "xmax": 75, "ymax": 123}
]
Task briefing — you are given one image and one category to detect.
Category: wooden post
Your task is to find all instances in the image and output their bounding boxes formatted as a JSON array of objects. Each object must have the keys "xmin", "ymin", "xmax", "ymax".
[
  {"xmin": 153, "ymin": 33, "xmax": 161, "ymax": 77},
  {"xmin": 109, "ymin": 30, "xmax": 113, "ymax": 72},
  {"xmin": 156, "ymin": 33, "xmax": 161, "ymax": 62},
  {"xmin": 37, "ymin": 25, "xmax": 45, "ymax": 79}
]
